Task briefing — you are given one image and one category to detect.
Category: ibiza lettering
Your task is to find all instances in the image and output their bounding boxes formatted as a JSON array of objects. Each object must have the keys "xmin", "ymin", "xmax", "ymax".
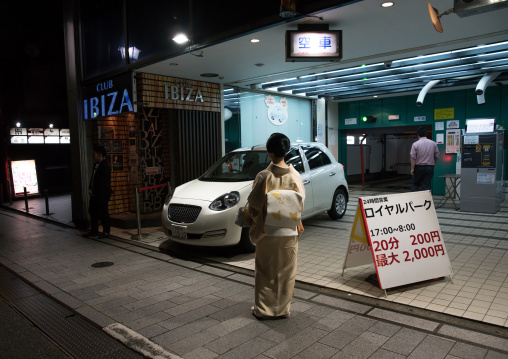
[
  {"xmin": 83, "ymin": 89, "xmax": 133, "ymax": 119},
  {"xmin": 164, "ymin": 84, "xmax": 204, "ymax": 102}
]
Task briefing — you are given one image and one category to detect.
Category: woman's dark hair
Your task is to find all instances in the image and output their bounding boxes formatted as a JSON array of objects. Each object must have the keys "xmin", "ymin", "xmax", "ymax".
[{"xmin": 266, "ymin": 133, "xmax": 290, "ymax": 158}]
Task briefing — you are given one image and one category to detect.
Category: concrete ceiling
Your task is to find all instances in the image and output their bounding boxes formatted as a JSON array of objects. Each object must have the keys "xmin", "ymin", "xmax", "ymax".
[{"xmin": 138, "ymin": 0, "xmax": 508, "ymax": 101}]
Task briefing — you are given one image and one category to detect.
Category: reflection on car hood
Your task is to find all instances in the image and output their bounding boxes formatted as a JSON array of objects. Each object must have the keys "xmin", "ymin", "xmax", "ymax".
[{"xmin": 173, "ymin": 179, "xmax": 253, "ymax": 202}]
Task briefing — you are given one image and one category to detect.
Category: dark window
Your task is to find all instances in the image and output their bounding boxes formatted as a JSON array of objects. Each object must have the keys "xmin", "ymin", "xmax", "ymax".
[
  {"xmin": 126, "ymin": 0, "xmax": 189, "ymax": 63},
  {"xmin": 81, "ymin": 0, "xmax": 125, "ymax": 79},
  {"xmin": 302, "ymin": 146, "xmax": 331, "ymax": 170},
  {"xmin": 285, "ymin": 148, "xmax": 304, "ymax": 173}
]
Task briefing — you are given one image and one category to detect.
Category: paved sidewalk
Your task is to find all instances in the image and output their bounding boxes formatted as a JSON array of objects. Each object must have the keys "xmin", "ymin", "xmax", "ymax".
[
  {"xmin": 1, "ymin": 209, "xmax": 508, "ymax": 358},
  {"xmin": 3, "ymin": 188, "xmax": 508, "ymax": 330},
  {"xmin": 109, "ymin": 189, "xmax": 508, "ymax": 329}
]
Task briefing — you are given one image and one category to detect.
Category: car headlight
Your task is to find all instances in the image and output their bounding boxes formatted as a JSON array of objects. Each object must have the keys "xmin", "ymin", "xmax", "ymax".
[
  {"xmin": 209, "ymin": 191, "xmax": 240, "ymax": 211},
  {"xmin": 164, "ymin": 190, "xmax": 174, "ymax": 205}
]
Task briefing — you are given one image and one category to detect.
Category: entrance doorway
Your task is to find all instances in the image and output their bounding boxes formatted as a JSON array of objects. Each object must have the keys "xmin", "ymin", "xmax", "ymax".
[{"xmin": 344, "ymin": 125, "xmax": 432, "ymax": 190}]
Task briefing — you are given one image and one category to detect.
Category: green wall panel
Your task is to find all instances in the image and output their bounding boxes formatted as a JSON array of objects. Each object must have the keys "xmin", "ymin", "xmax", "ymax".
[
  {"xmin": 337, "ymin": 85, "xmax": 507, "ymax": 195},
  {"xmin": 465, "ymin": 86, "xmax": 501, "ymax": 123},
  {"xmin": 501, "ymin": 85, "xmax": 508, "ymax": 129},
  {"xmin": 382, "ymin": 97, "xmax": 406, "ymax": 127},
  {"xmin": 339, "ymin": 101, "xmax": 359, "ymax": 128},
  {"xmin": 433, "ymin": 90, "xmax": 466, "ymax": 123},
  {"xmin": 407, "ymin": 94, "xmax": 434, "ymax": 125},
  {"xmin": 359, "ymin": 99, "xmax": 383, "ymax": 129}
]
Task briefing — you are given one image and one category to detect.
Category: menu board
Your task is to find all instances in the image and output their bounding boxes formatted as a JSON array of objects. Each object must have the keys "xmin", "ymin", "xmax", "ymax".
[{"xmin": 11, "ymin": 160, "xmax": 39, "ymax": 196}]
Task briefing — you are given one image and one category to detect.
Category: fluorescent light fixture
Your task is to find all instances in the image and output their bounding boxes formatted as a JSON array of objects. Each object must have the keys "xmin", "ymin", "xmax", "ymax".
[
  {"xmin": 381, "ymin": 2, "xmax": 394, "ymax": 7},
  {"xmin": 251, "ymin": 38, "xmax": 260, "ymax": 43},
  {"xmin": 172, "ymin": 34, "xmax": 189, "ymax": 44},
  {"xmin": 119, "ymin": 46, "xmax": 140, "ymax": 60}
]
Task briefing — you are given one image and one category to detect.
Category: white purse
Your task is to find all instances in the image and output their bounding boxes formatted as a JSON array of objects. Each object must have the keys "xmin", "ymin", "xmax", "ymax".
[{"xmin": 264, "ymin": 190, "xmax": 303, "ymax": 229}]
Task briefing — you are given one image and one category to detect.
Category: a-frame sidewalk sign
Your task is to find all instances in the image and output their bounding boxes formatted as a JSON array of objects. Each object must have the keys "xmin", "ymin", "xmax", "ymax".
[{"xmin": 343, "ymin": 191, "xmax": 453, "ymax": 293}]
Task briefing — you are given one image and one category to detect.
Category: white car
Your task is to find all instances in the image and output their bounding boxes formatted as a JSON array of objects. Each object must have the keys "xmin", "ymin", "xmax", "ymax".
[{"xmin": 162, "ymin": 142, "xmax": 349, "ymax": 252}]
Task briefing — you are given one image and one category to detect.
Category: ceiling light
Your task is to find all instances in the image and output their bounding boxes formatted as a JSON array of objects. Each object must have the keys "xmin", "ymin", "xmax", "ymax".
[
  {"xmin": 172, "ymin": 34, "xmax": 189, "ymax": 44},
  {"xmin": 169, "ymin": 63, "xmax": 178, "ymax": 66},
  {"xmin": 118, "ymin": 46, "xmax": 140, "ymax": 60},
  {"xmin": 251, "ymin": 38, "xmax": 260, "ymax": 43},
  {"xmin": 49, "ymin": 124, "xmax": 54, "ymax": 128},
  {"xmin": 200, "ymin": 73, "xmax": 219, "ymax": 78},
  {"xmin": 381, "ymin": 2, "xmax": 394, "ymax": 7},
  {"xmin": 16, "ymin": 122, "xmax": 21, "ymax": 127},
  {"xmin": 255, "ymin": 63, "xmax": 265, "ymax": 67}
]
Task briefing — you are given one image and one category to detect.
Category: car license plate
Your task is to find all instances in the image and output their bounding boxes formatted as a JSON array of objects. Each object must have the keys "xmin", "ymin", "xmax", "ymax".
[{"xmin": 171, "ymin": 225, "xmax": 187, "ymax": 239}]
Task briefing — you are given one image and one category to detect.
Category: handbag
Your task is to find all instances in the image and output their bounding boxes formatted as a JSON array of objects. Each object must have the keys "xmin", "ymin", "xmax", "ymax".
[
  {"xmin": 265, "ymin": 190, "xmax": 303, "ymax": 229},
  {"xmin": 234, "ymin": 205, "xmax": 253, "ymax": 227}
]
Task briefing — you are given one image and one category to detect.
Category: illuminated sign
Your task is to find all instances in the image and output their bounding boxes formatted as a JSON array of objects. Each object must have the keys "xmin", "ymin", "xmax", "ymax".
[
  {"xmin": 9, "ymin": 127, "xmax": 70, "ymax": 144},
  {"xmin": 137, "ymin": 73, "xmax": 221, "ymax": 112},
  {"xmin": 28, "ymin": 128, "xmax": 44, "ymax": 135},
  {"xmin": 44, "ymin": 128, "xmax": 59, "ymax": 136},
  {"xmin": 45, "ymin": 136, "xmax": 60, "ymax": 144},
  {"xmin": 286, "ymin": 29, "xmax": 342, "ymax": 62},
  {"xmin": 10, "ymin": 128, "xmax": 27, "ymax": 136},
  {"xmin": 11, "ymin": 160, "xmax": 39, "ymax": 196},
  {"xmin": 28, "ymin": 136, "xmax": 44, "ymax": 144},
  {"xmin": 466, "ymin": 118, "xmax": 495, "ymax": 134},
  {"xmin": 11, "ymin": 136, "xmax": 28, "ymax": 144},
  {"xmin": 82, "ymin": 72, "xmax": 135, "ymax": 120}
]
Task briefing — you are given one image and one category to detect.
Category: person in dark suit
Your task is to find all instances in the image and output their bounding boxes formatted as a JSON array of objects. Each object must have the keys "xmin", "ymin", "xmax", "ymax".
[{"xmin": 86, "ymin": 145, "xmax": 112, "ymax": 238}]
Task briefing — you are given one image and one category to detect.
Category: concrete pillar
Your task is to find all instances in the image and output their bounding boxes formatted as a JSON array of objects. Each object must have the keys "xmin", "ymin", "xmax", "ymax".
[{"xmin": 63, "ymin": 0, "xmax": 90, "ymax": 229}]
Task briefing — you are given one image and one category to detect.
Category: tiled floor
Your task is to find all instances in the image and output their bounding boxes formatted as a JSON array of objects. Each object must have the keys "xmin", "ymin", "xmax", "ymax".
[{"xmin": 3, "ymin": 188, "xmax": 508, "ymax": 328}]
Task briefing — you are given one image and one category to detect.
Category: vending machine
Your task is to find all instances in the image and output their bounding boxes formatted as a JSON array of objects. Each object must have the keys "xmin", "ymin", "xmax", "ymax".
[{"xmin": 460, "ymin": 119, "xmax": 504, "ymax": 213}]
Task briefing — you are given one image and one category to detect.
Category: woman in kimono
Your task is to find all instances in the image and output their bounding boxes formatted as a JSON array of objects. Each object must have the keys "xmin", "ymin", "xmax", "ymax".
[{"xmin": 248, "ymin": 133, "xmax": 305, "ymax": 319}]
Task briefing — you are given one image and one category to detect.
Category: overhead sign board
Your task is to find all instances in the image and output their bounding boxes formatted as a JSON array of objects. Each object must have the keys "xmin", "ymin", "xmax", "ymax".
[
  {"xmin": 286, "ymin": 30, "xmax": 342, "ymax": 62},
  {"xmin": 10, "ymin": 127, "xmax": 70, "ymax": 144},
  {"xmin": 344, "ymin": 191, "xmax": 452, "ymax": 290}
]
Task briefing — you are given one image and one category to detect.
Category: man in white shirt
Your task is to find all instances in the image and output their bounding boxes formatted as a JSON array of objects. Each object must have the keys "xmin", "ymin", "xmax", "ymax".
[{"xmin": 410, "ymin": 127, "xmax": 439, "ymax": 192}]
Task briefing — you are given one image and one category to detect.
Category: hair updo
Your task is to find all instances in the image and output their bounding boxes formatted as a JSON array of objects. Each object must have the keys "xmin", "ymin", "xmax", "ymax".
[{"xmin": 266, "ymin": 133, "xmax": 290, "ymax": 158}]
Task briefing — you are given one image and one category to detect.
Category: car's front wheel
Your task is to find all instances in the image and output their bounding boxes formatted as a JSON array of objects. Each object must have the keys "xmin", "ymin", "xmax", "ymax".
[
  {"xmin": 239, "ymin": 227, "xmax": 256, "ymax": 253},
  {"xmin": 328, "ymin": 188, "xmax": 347, "ymax": 219}
]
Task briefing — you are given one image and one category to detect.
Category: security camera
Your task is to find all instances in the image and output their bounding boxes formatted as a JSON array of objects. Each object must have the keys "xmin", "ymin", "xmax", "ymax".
[{"xmin": 384, "ymin": 61, "xmax": 393, "ymax": 68}]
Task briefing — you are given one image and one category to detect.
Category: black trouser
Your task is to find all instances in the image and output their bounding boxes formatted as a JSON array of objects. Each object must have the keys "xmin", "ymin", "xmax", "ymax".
[
  {"xmin": 411, "ymin": 165, "xmax": 434, "ymax": 192},
  {"xmin": 89, "ymin": 195, "xmax": 110, "ymax": 234}
]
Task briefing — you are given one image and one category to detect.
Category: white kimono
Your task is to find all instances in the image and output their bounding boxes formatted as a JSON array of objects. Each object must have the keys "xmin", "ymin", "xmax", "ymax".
[{"xmin": 247, "ymin": 163, "xmax": 305, "ymax": 318}]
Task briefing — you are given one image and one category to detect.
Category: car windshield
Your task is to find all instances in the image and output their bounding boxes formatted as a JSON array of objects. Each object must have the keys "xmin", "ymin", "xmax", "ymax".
[{"xmin": 200, "ymin": 151, "xmax": 271, "ymax": 182}]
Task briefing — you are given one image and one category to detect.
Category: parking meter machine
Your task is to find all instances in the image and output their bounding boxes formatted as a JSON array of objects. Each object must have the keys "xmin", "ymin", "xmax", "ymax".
[{"xmin": 460, "ymin": 118, "xmax": 504, "ymax": 213}]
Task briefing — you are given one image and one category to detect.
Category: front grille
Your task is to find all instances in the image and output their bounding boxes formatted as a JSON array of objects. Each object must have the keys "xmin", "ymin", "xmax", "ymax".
[{"xmin": 168, "ymin": 204, "xmax": 202, "ymax": 223}]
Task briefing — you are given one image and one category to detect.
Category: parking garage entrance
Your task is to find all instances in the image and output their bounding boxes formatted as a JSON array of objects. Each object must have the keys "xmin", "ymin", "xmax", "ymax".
[{"xmin": 343, "ymin": 125, "xmax": 433, "ymax": 190}]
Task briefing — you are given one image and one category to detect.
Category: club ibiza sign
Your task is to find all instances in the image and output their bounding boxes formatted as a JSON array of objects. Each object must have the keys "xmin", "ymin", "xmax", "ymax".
[
  {"xmin": 164, "ymin": 79, "xmax": 204, "ymax": 103},
  {"xmin": 82, "ymin": 73, "xmax": 135, "ymax": 120},
  {"xmin": 137, "ymin": 73, "xmax": 221, "ymax": 112}
]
